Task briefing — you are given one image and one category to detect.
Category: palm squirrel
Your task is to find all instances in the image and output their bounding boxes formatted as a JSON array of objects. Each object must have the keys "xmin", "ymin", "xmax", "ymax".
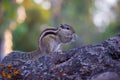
[{"xmin": 1, "ymin": 24, "xmax": 77, "ymax": 64}]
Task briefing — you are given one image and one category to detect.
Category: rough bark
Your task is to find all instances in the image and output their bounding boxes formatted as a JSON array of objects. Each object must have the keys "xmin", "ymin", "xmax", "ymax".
[{"xmin": 0, "ymin": 34, "xmax": 120, "ymax": 80}]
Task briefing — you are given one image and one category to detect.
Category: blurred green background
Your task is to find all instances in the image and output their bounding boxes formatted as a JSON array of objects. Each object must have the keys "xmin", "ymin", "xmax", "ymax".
[{"xmin": 0, "ymin": 0, "xmax": 120, "ymax": 60}]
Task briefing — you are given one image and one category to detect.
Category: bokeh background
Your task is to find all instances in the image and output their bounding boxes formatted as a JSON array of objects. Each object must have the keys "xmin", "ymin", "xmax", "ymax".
[{"xmin": 0, "ymin": 0, "xmax": 120, "ymax": 61}]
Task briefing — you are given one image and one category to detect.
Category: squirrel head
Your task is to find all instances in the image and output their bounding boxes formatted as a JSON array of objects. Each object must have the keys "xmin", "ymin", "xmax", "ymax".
[
  {"xmin": 58, "ymin": 24, "xmax": 76, "ymax": 43},
  {"xmin": 59, "ymin": 24, "xmax": 75, "ymax": 33}
]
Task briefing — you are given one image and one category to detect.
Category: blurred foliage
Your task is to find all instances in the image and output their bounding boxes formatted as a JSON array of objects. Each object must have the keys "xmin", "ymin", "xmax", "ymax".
[
  {"xmin": 13, "ymin": 2, "xmax": 50, "ymax": 51},
  {"xmin": 0, "ymin": 0, "xmax": 17, "ymax": 36},
  {"xmin": 0, "ymin": 0, "xmax": 120, "ymax": 52},
  {"xmin": 102, "ymin": 1, "xmax": 120, "ymax": 40}
]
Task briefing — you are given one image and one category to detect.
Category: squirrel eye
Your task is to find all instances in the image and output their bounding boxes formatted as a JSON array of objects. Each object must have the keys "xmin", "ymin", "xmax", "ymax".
[{"xmin": 66, "ymin": 27, "xmax": 70, "ymax": 30}]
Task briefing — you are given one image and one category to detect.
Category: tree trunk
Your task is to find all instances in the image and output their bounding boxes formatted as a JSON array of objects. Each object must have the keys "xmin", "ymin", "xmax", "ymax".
[{"xmin": 0, "ymin": 37, "xmax": 4, "ymax": 62}]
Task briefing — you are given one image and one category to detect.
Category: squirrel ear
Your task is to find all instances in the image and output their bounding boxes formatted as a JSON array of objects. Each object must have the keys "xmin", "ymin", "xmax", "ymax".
[{"xmin": 60, "ymin": 24, "xmax": 64, "ymax": 28}]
